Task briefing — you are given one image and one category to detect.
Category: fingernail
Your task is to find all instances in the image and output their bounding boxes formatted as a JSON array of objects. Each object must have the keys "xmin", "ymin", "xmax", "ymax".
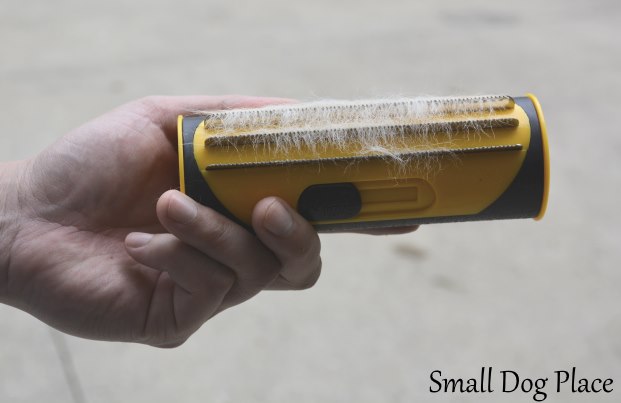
[
  {"xmin": 168, "ymin": 193, "xmax": 198, "ymax": 224},
  {"xmin": 264, "ymin": 199, "xmax": 294, "ymax": 237},
  {"xmin": 126, "ymin": 232, "xmax": 153, "ymax": 248}
]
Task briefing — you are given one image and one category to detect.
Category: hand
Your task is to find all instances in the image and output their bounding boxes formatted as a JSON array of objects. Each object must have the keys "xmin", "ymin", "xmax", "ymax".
[{"xmin": 0, "ymin": 96, "xmax": 324, "ymax": 347}]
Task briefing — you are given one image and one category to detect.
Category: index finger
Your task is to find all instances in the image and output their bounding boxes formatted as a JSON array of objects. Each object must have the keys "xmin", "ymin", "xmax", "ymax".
[{"xmin": 252, "ymin": 197, "xmax": 322, "ymax": 291}]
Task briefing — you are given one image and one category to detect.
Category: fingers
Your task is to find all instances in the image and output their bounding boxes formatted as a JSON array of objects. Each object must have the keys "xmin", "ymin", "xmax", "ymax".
[
  {"xmin": 126, "ymin": 190, "xmax": 322, "ymax": 345},
  {"xmin": 155, "ymin": 190, "xmax": 282, "ymax": 306},
  {"xmin": 252, "ymin": 198, "xmax": 322, "ymax": 291},
  {"xmin": 134, "ymin": 95, "xmax": 296, "ymax": 137},
  {"xmin": 125, "ymin": 232, "xmax": 235, "ymax": 333}
]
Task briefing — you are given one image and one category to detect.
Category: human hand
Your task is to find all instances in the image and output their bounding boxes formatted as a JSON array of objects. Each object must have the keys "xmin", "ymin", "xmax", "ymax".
[{"xmin": 0, "ymin": 96, "xmax": 328, "ymax": 347}]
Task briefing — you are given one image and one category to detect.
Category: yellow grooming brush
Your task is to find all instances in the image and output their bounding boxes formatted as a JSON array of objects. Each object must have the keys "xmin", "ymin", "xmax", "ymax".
[{"xmin": 177, "ymin": 94, "xmax": 549, "ymax": 231}]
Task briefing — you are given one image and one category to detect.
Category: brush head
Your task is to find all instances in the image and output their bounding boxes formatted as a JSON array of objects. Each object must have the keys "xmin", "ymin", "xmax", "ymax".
[
  {"xmin": 196, "ymin": 95, "xmax": 521, "ymax": 174},
  {"xmin": 179, "ymin": 95, "xmax": 548, "ymax": 230}
]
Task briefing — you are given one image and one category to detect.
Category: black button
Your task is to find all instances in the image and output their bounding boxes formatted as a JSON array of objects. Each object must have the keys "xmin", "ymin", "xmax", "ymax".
[{"xmin": 297, "ymin": 183, "xmax": 362, "ymax": 221}]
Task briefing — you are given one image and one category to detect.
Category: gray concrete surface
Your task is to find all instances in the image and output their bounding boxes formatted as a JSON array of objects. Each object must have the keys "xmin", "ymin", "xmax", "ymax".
[{"xmin": 1, "ymin": 0, "xmax": 620, "ymax": 402}]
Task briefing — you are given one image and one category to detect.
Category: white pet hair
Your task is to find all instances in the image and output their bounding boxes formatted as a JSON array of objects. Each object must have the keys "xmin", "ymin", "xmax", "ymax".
[{"xmin": 195, "ymin": 95, "xmax": 514, "ymax": 174}]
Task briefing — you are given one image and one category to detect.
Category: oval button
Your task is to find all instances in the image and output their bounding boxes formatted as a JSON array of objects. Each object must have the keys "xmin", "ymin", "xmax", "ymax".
[{"xmin": 297, "ymin": 183, "xmax": 362, "ymax": 221}]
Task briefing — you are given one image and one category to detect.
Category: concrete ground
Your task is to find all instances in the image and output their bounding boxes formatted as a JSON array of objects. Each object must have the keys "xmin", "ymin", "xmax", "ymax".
[{"xmin": 1, "ymin": 0, "xmax": 620, "ymax": 402}]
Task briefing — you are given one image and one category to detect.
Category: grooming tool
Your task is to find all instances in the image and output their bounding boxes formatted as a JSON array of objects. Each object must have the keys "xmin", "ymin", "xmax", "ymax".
[{"xmin": 177, "ymin": 94, "xmax": 549, "ymax": 231}]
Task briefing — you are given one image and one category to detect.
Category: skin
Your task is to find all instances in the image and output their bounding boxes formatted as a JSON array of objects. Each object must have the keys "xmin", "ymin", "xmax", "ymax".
[{"xmin": 0, "ymin": 96, "xmax": 416, "ymax": 348}]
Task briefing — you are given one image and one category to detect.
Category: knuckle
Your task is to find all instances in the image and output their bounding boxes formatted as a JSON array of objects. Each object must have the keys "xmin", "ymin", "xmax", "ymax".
[
  {"xmin": 148, "ymin": 233, "xmax": 178, "ymax": 255},
  {"xmin": 134, "ymin": 96, "xmax": 157, "ymax": 110},
  {"xmin": 132, "ymin": 96, "xmax": 165, "ymax": 119},
  {"xmin": 297, "ymin": 234, "xmax": 321, "ymax": 260},
  {"xmin": 199, "ymin": 215, "xmax": 232, "ymax": 248},
  {"xmin": 137, "ymin": 95, "xmax": 162, "ymax": 107},
  {"xmin": 287, "ymin": 257, "xmax": 322, "ymax": 290},
  {"xmin": 300, "ymin": 258, "xmax": 322, "ymax": 289},
  {"xmin": 217, "ymin": 95, "xmax": 244, "ymax": 110}
]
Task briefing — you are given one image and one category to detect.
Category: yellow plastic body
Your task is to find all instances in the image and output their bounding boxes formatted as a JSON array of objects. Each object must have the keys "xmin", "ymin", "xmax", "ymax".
[
  {"xmin": 179, "ymin": 96, "xmax": 546, "ymax": 227},
  {"xmin": 527, "ymin": 94, "xmax": 550, "ymax": 220}
]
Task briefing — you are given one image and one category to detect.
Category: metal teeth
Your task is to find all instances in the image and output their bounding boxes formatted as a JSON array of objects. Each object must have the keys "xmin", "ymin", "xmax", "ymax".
[
  {"xmin": 204, "ymin": 144, "xmax": 523, "ymax": 171},
  {"xmin": 202, "ymin": 95, "xmax": 516, "ymax": 129},
  {"xmin": 204, "ymin": 95, "xmax": 515, "ymax": 118},
  {"xmin": 204, "ymin": 117, "xmax": 519, "ymax": 147}
]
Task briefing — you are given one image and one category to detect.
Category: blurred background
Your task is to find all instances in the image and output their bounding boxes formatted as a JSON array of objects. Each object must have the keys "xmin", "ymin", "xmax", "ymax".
[{"xmin": 1, "ymin": 0, "xmax": 620, "ymax": 402}]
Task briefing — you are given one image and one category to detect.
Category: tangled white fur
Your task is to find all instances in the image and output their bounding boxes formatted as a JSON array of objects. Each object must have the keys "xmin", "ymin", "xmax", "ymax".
[{"xmin": 195, "ymin": 95, "xmax": 514, "ymax": 174}]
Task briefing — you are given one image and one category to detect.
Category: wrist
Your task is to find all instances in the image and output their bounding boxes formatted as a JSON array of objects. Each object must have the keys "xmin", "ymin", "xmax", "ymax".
[{"xmin": 0, "ymin": 161, "xmax": 26, "ymax": 301}]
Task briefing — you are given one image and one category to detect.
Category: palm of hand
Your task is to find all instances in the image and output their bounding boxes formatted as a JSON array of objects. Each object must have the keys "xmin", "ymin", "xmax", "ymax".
[{"xmin": 12, "ymin": 101, "xmax": 183, "ymax": 343}]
